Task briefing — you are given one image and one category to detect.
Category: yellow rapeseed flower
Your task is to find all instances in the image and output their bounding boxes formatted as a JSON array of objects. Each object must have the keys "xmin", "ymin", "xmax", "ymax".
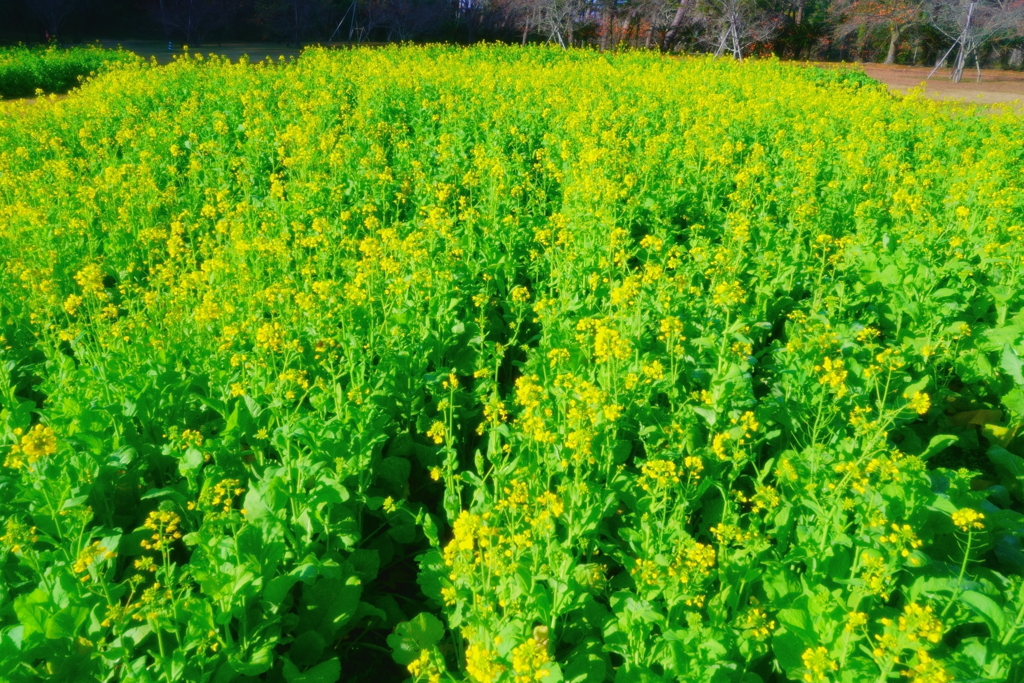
[{"xmin": 951, "ymin": 508, "xmax": 984, "ymax": 532}]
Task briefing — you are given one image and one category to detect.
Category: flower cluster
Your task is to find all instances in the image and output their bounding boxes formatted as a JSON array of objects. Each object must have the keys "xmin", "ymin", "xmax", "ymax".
[{"xmin": 140, "ymin": 511, "xmax": 183, "ymax": 551}]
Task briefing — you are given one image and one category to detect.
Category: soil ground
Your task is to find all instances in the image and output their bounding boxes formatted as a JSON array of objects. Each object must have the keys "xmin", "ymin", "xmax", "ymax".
[{"xmin": 861, "ymin": 63, "xmax": 1024, "ymax": 111}]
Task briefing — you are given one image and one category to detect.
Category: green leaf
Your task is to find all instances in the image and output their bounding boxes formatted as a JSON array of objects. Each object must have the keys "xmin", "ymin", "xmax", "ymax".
[
  {"xmin": 387, "ymin": 522, "xmax": 417, "ymax": 544},
  {"xmin": 223, "ymin": 401, "xmax": 241, "ymax": 436},
  {"xmin": 987, "ymin": 445, "xmax": 1024, "ymax": 492},
  {"xmin": 243, "ymin": 487, "xmax": 270, "ymax": 522},
  {"xmin": 229, "ymin": 644, "xmax": 274, "ymax": 676},
  {"xmin": 928, "ymin": 494, "xmax": 959, "ymax": 515},
  {"xmin": 179, "ymin": 446, "xmax": 204, "ymax": 475},
  {"xmin": 377, "ymin": 457, "xmax": 411, "ymax": 491},
  {"xmin": 13, "ymin": 590, "xmax": 49, "ymax": 638},
  {"xmin": 387, "ymin": 612, "xmax": 445, "ymax": 665},
  {"xmin": 564, "ymin": 640, "xmax": 606, "ymax": 683},
  {"xmin": 762, "ymin": 564, "xmax": 798, "ymax": 601},
  {"xmin": 775, "ymin": 607, "xmax": 815, "ymax": 642},
  {"xmin": 902, "ymin": 376, "xmax": 929, "ymax": 399},
  {"xmin": 989, "ymin": 286, "xmax": 1016, "ymax": 305},
  {"xmin": 298, "ymin": 576, "xmax": 362, "ymax": 640},
  {"xmin": 960, "ymin": 591, "xmax": 1006, "ymax": 639},
  {"xmin": 692, "ymin": 406, "xmax": 716, "ymax": 426},
  {"xmin": 920, "ymin": 434, "xmax": 959, "ymax": 460},
  {"xmin": 838, "ymin": 657, "xmax": 880, "ymax": 683},
  {"xmin": 43, "ymin": 606, "xmax": 89, "ymax": 640},
  {"xmin": 282, "ymin": 657, "xmax": 340, "ymax": 683},
  {"xmin": 1002, "ymin": 388, "xmax": 1024, "ymax": 418},
  {"xmin": 349, "ymin": 548, "xmax": 380, "ymax": 583},
  {"xmin": 613, "ymin": 663, "xmax": 658, "ymax": 683},
  {"xmin": 771, "ymin": 629, "xmax": 805, "ymax": 675},
  {"xmin": 416, "ymin": 551, "xmax": 447, "ymax": 606},
  {"xmin": 264, "ymin": 574, "xmax": 302, "ymax": 607},
  {"xmin": 1003, "ymin": 345, "xmax": 1024, "ymax": 385}
]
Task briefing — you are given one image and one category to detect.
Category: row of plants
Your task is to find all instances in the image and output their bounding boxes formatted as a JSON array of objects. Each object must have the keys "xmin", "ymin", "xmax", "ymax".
[
  {"xmin": 0, "ymin": 44, "xmax": 137, "ymax": 99},
  {"xmin": 1, "ymin": 45, "xmax": 1023, "ymax": 683}
]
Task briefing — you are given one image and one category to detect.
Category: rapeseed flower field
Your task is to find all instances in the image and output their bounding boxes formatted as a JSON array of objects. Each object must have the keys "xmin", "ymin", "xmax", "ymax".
[
  {"xmin": 0, "ymin": 45, "xmax": 136, "ymax": 99},
  {"xmin": 1, "ymin": 45, "xmax": 1023, "ymax": 683}
]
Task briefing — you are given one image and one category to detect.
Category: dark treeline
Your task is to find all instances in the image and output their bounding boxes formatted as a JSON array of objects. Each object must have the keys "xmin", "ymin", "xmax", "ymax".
[{"xmin": 3, "ymin": 0, "xmax": 1023, "ymax": 73}]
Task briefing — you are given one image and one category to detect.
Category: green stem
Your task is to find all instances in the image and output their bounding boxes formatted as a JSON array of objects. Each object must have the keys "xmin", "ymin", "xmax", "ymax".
[{"xmin": 942, "ymin": 529, "xmax": 973, "ymax": 619}]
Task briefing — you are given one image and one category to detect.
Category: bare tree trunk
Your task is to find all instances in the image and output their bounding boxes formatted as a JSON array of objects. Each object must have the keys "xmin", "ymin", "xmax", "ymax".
[
  {"xmin": 951, "ymin": 1, "xmax": 977, "ymax": 83},
  {"xmin": 600, "ymin": 1, "xmax": 610, "ymax": 51},
  {"xmin": 158, "ymin": 0, "xmax": 170, "ymax": 39},
  {"xmin": 714, "ymin": 24, "xmax": 729, "ymax": 57},
  {"xmin": 795, "ymin": 0, "xmax": 805, "ymax": 25},
  {"xmin": 952, "ymin": 46, "xmax": 966, "ymax": 82},
  {"xmin": 1010, "ymin": 48, "xmax": 1023, "ymax": 70},
  {"xmin": 928, "ymin": 42, "xmax": 955, "ymax": 78},
  {"xmin": 660, "ymin": 0, "xmax": 688, "ymax": 52},
  {"xmin": 884, "ymin": 23, "xmax": 900, "ymax": 64}
]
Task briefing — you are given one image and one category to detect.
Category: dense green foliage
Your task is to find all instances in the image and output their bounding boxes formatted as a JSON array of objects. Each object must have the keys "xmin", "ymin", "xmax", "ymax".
[
  {"xmin": 799, "ymin": 64, "xmax": 882, "ymax": 89},
  {"xmin": 1, "ymin": 46, "xmax": 1024, "ymax": 683},
  {"xmin": 0, "ymin": 45, "xmax": 137, "ymax": 99}
]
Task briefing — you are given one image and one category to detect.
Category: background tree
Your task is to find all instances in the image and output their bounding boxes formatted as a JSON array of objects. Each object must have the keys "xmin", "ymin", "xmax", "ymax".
[
  {"xmin": 153, "ymin": 0, "xmax": 245, "ymax": 44},
  {"xmin": 256, "ymin": 0, "xmax": 343, "ymax": 44},
  {"xmin": 764, "ymin": 0, "xmax": 832, "ymax": 58},
  {"xmin": 928, "ymin": 0, "xmax": 1024, "ymax": 81},
  {"xmin": 0, "ymin": 0, "xmax": 1022, "ymax": 66},
  {"xmin": 660, "ymin": 0, "xmax": 699, "ymax": 50},
  {"xmin": 532, "ymin": 0, "xmax": 587, "ymax": 47},
  {"xmin": 363, "ymin": 0, "xmax": 447, "ymax": 40},
  {"xmin": 23, "ymin": 0, "xmax": 80, "ymax": 39},
  {"xmin": 697, "ymin": 0, "xmax": 779, "ymax": 58},
  {"xmin": 469, "ymin": 0, "xmax": 534, "ymax": 42},
  {"xmin": 830, "ymin": 0, "xmax": 926, "ymax": 63}
]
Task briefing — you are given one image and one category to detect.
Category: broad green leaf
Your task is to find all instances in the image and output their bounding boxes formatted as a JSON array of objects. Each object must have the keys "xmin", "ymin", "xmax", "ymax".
[
  {"xmin": 349, "ymin": 548, "xmax": 380, "ymax": 583},
  {"xmin": 987, "ymin": 446, "xmax": 1024, "ymax": 491},
  {"xmin": 920, "ymin": 434, "xmax": 958, "ymax": 460},
  {"xmin": 228, "ymin": 644, "xmax": 274, "ymax": 676},
  {"xmin": 223, "ymin": 401, "xmax": 241, "ymax": 436},
  {"xmin": 13, "ymin": 590, "xmax": 49, "ymax": 638},
  {"xmin": 298, "ymin": 576, "xmax": 362, "ymax": 640},
  {"xmin": 613, "ymin": 662, "xmax": 658, "ymax": 683},
  {"xmin": 961, "ymin": 591, "xmax": 1006, "ymax": 639},
  {"xmin": 692, "ymin": 406, "xmax": 716, "ymax": 426},
  {"xmin": 1002, "ymin": 344, "xmax": 1024, "ymax": 385},
  {"xmin": 901, "ymin": 376, "xmax": 929, "ymax": 400},
  {"xmin": 771, "ymin": 629, "xmax": 805, "ymax": 675},
  {"xmin": 243, "ymin": 487, "xmax": 270, "ymax": 522},
  {"xmin": 387, "ymin": 612, "xmax": 445, "ymax": 665},
  {"xmin": 775, "ymin": 608, "xmax": 815, "ymax": 642},
  {"xmin": 416, "ymin": 551, "xmax": 447, "ymax": 605},
  {"xmin": 43, "ymin": 606, "xmax": 88, "ymax": 640},
  {"xmin": 377, "ymin": 457, "xmax": 411, "ymax": 491},
  {"xmin": 282, "ymin": 653, "xmax": 339, "ymax": 683},
  {"xmin": 1002, "ymin": 389, "xmax": 1024, "ymax": 418},
  {"xmin": 264, "ymin": 574, "xmax": 302, "ymax": 607},
  {"xmin": 564, "ymin": 639, "xmax": 606, "ymax": 683},
  {"xmin": 179, "ymin": 446, "xmax": 204, "ymax": 474}
]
